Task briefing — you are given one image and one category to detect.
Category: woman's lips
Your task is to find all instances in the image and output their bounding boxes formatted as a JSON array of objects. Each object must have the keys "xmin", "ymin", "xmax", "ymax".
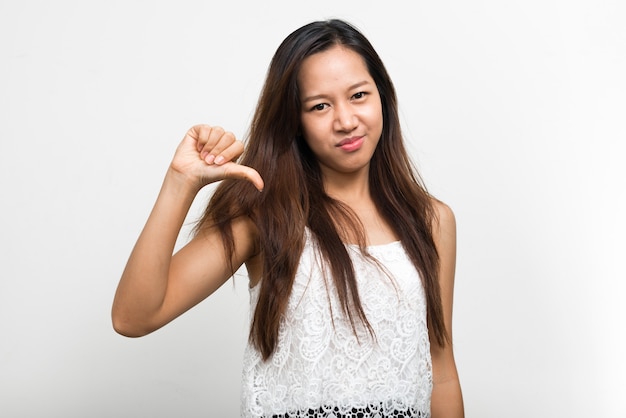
[{"xmin": 336, "ymin": 136, "xmax": 364, "ymax": 152}]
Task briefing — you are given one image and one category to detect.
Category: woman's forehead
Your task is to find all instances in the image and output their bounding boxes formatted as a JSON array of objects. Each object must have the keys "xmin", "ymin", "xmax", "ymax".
[{"xmin": 298, "ymin": 46, "xmax": 372, "ymax": 94}]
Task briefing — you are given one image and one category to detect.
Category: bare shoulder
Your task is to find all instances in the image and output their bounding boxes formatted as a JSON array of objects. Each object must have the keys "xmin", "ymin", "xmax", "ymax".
[
  {"xmin": 194, "ymin": 214, "xmax": 260, "ymax": 261},
  {"xmin": 231, "ymin": 214, "xmax": 260, "ymax": 245},
  {"xmin": 431, "ymin": 198, "xmax": 456, "ymax": 241}
]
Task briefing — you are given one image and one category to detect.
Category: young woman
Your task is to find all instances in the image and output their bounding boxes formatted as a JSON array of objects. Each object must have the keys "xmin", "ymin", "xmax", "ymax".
[{"xmin": 112, "ymin": 19, "xmax": 463, "ymax": 418}]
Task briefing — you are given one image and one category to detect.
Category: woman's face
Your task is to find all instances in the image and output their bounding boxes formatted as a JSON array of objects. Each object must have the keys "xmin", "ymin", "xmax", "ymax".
[{"xmin": 298, "ymin": 45, "xmax": 383, "ymax": 178}]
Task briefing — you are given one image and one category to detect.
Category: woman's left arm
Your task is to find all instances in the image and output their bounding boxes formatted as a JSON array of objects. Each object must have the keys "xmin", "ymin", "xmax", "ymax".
[{"xmin": 430, "ymin": 201, "xmax": 464, "ymax": 417}]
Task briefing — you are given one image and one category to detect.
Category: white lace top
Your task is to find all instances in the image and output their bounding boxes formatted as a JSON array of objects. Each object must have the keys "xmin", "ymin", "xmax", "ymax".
[{"xmin": 241, "ymin": 231, "xmax": 432, "ymax": 417}]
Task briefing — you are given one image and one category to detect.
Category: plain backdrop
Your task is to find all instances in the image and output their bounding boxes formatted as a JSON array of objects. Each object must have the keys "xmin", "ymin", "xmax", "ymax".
[{"xmin": 1, "ymin": 1, "xmax": 624, "ymax": 417}]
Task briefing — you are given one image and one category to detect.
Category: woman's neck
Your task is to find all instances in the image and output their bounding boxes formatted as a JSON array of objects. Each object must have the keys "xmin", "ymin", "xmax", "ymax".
[
  {"xmin": 321, "ymin": 168, "xmax": 371, "ymax": 205},
  {"xmin": 321, "ymin": 169, "xmax": 399, "ymax": 246}
]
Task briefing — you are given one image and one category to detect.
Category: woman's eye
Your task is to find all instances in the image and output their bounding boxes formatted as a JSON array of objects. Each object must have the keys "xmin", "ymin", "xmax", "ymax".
[
  {"xmin": 311, "ymin": 103, "xmax": 327, "ymax": 111},
  {"xmin": 353, "ymin": 92, "xmax": 364, "ymax": 99}
]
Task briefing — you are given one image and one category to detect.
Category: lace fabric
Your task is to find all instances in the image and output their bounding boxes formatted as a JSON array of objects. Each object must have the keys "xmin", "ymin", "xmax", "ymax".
[{"xmin": 241, "ymin": 233, "xmax": 432, "ymax": 418}]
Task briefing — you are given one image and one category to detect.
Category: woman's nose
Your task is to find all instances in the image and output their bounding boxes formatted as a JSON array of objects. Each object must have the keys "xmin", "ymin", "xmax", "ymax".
[{"xmin": 333, "ymin": 103, "xmax": 358, "ymax": 132}]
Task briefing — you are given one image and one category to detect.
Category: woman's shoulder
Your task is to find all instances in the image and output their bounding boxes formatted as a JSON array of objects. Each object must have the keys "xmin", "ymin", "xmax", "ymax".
[
  {"xmin": 233, "ymin": 215, "xmax": 261, "ymax": 249},
  {"xmin": 428, "ymin": 198, "xmax": 456, "ymax": 252},
  {"xmin": 430, "ymin": 198, "xmax": 456, "ymax": 228}
]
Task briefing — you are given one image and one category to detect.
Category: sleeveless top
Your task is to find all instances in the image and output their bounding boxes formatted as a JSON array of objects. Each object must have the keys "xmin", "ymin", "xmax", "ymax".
[{"xmin": 241, "ymin": 231, "xmax": 432, "ymax": 417}]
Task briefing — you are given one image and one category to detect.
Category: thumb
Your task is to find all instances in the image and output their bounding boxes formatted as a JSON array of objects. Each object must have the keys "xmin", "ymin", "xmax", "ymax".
[{"xmin": 219, "ymin": 162, "xmax": 265, "ymax": 192}]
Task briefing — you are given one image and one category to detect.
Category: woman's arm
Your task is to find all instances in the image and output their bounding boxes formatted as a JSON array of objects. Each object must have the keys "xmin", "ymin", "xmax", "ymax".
[
  {"xmin": 111, "ymin": 125, "xmax": 263, "ymax": 337},
  {"xmin": 430, "ymin": 200, "xmax": 464, "ymax": 417}
]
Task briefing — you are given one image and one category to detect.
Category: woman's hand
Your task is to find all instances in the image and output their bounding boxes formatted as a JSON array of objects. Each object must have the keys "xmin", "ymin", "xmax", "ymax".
[{"xmin": 170, "ymin": 124, "xmax": 264, "ymax": 191}]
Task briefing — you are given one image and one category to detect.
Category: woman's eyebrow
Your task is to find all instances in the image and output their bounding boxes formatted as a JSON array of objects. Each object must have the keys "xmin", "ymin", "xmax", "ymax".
[{"xmin": 301, "ymin": 80, "xmax": 371, "ymax": 103}]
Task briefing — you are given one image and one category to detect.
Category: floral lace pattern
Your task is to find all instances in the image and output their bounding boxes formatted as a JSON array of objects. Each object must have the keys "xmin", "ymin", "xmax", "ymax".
[{"xmin": 241, "ymin": 232, "xmax": 432, "ymax": 418}]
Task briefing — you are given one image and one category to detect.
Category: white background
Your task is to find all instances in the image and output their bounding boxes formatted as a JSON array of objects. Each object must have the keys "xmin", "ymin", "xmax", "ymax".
[{"xmin": 1, "ymin": 1, "xmax": 624, "ymax": 417}]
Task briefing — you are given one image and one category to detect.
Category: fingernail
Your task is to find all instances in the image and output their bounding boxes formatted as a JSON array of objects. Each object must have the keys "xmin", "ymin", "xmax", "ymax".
[
  {"xmin": 200, "ymin": 151, "xmax": 208, "ymax": 160},
  {"xmin": 214, "ymin": 155, "xmax": 224, "ymax": 165},
  {"xmin": 205, "ymin": 154, "xmax": 215, "ymax": 164}
]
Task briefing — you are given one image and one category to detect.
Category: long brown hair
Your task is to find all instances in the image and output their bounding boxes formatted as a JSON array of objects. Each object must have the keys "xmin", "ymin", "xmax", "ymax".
[{"xmin": 196, "ymin": 19, "xmax": 447, "ymax": 360}]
